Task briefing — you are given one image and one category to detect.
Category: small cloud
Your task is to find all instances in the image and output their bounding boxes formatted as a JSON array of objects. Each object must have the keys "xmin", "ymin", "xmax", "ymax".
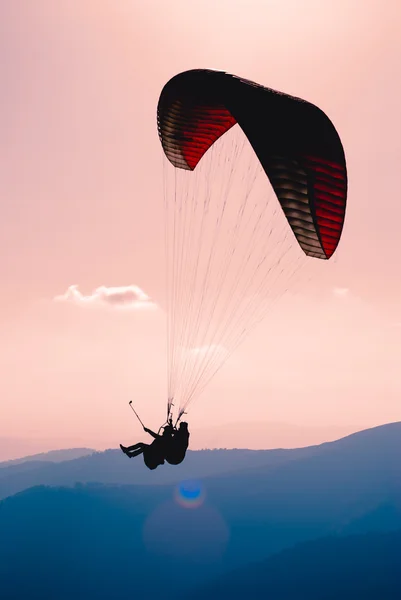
[
  {"xmin": 333, "ymin": 287, "xmax": 349, "ymax": 298},
  {"xmin": 54, "ymin": 285, "xmax": 157, "ymax": 310}
]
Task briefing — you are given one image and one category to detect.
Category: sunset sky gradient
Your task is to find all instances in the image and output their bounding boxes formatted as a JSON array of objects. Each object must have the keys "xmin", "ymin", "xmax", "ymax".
[{"xmin": 1, "ymin": 0, "xmax": 400, "ymax": 459}]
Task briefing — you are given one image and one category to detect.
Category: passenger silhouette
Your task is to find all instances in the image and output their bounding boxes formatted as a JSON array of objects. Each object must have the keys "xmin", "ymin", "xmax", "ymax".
[
  {"xmin": 165, "ymin": 421, "xmax": 190, "ymax": 465},
  {"xmin": 120, "ymin": 425, "xmax": 173, "ymax": 470}
]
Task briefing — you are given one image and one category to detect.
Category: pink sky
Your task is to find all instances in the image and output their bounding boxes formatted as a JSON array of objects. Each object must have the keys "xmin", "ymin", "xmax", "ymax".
[{"xmin": 1, "ymin": 0, "xmax": 400, "ymax": 459}]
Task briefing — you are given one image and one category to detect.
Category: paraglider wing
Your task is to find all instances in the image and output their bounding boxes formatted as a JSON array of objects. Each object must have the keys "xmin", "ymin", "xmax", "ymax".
[{"xmin": 157, "ymin": 69, "xmax": 347, "ymax": 260}]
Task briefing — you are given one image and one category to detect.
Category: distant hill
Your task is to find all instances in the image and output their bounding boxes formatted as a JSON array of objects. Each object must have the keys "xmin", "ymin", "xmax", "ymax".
[
  {"xmin": 0, "ymin": 437, "xmax": 94, "ymax": 462},
  {"xmin": 0, "ymin": 446, "xmax": 316, "ymax": 500},
  {"xmin": 188, "ymin": 530, "xmax": 401, "ymax": 600},
  {"xmin": 0, "ymin": 482, "xmax": 400, "ymax": 599},
  {"xmin": 0, "ymin": 448, "xmax": 95, "ymax": 468},
  {"xmin": 0, "ymin": 422, "xmax": 400, "ymax": 504},
  {"xmin": 0, "ymin": 448, "xmax": 96, "ymax": 487},
  {"xmin": 191, "ymin": 420, "xmax": 359, "ymax": 450},
  {"xmin": 0, "ymin": 422, "xmax": 400, "ymax": 595}
]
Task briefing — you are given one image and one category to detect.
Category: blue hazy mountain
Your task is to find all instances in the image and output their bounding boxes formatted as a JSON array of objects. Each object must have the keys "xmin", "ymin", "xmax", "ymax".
[
  {"xmin": 0, "ymin": 422, "xmax": 400, "ymax": 598},
  {"xmin": 0, "ymin": 421, "xmax": 399, "ymax": 502},
  {"xmin": 0, "ymin": 449, "xmax": 96, "ymax": 486},
  {"xmin": 189, "ymin": 530, "xmax": 401, "ymax": 600},
  {"xmin": 0, "ymin": 447, "xmax": 95, "ymax": 468},
  {"xmin": 0, "ymin": 446, "xmax": 316, "ymax": 500},
  {"xmin": 0, "ymin": 484, "xmax": 399, "ymax": 599}
]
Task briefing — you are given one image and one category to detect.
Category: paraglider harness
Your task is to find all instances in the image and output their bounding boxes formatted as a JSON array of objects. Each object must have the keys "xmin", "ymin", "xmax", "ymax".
[
  {"xmin": 157, "ymin": 398, "xmax": 187, "ymax": 434},
  {"xmin": 128, "ymin": 398, "xmax": 186, "ymax": 435}
]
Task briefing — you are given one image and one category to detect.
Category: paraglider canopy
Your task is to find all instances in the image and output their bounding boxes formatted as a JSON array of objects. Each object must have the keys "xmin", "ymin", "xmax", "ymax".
[
  {"xmin": 158, "ymin": 68, "xmax": 347, "ymax": 260},
  {"xmin": 157, "ymin": 69, "xmax": 348, "ymax": 421}
]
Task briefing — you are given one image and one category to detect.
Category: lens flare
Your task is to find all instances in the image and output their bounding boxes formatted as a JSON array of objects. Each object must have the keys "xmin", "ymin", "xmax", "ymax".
[{"xmin": 175, "ymin": 479, "xmax": 205, "ymax": 509}]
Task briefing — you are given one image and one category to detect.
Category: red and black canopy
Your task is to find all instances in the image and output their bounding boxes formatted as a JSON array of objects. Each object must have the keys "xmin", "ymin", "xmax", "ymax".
[{"xmin": 157, "ymin": 69, "xmax": 347, "ymax": 259}]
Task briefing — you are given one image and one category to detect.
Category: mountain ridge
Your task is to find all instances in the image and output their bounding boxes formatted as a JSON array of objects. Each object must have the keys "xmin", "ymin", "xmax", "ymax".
[
  {"xmin": 0, "ymin": 421, "xmax": 399, "ymax": 501},
  {"xmin": 187, "ymin": 529, "xmax": 401, "ymax": 600}
]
